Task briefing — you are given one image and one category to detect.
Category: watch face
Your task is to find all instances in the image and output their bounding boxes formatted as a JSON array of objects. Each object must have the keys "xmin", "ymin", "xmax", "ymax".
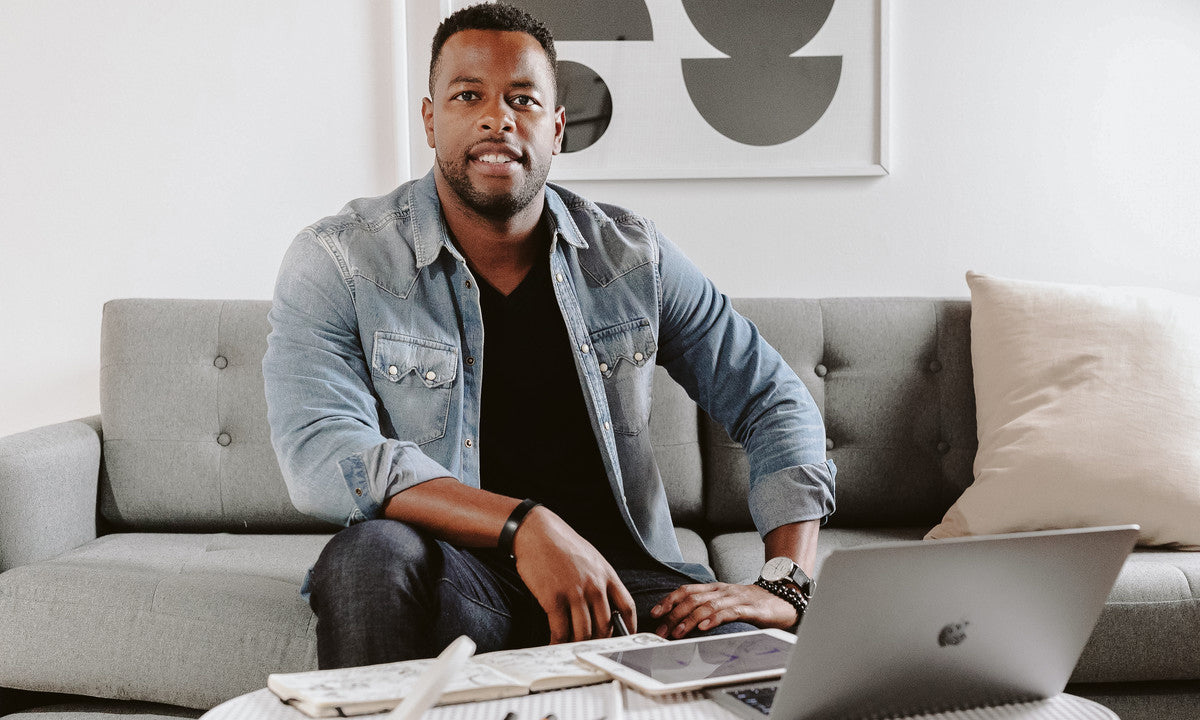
[{"xmin": 761, "ymin": 556, "xmax": 795, "ymax": 583}]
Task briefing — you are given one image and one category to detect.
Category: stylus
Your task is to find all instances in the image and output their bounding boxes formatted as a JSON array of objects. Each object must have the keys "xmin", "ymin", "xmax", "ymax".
[
  {"xmin": 386, "ymin": 635, "xmax": 476, "ymax": 720},
  {"xmin": 611, "ymin": 613, "xmax": 629, "ymax": 637}
]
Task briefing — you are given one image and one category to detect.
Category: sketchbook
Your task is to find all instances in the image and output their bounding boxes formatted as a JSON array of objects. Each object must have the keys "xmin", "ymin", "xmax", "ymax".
[{"xmin": 267, "ymin": 633, "xmax": 666, "ymax": 718}]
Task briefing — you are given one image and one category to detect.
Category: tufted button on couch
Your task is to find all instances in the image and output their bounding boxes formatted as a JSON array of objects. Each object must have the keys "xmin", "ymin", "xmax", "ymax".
[{"xmin": 1, "ymin": 298, "xmax": 1198, "ymax": 720}]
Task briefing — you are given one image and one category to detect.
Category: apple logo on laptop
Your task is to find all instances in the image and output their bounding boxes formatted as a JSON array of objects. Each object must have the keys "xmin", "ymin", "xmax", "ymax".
[{"xmin": 938, "ymin": 621, "xmax": 969, "ymax": 647}]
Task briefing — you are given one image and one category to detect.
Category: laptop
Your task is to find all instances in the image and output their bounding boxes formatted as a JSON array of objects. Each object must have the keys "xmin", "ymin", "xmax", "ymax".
[{"xmin": 707, "ymin": 525, "xmax": 1138, "ymax": 720}]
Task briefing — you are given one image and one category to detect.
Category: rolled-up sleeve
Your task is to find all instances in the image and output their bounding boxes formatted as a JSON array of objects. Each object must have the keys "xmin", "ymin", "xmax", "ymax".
[
  {"xmin": 654, "ymin": 231, "xmax": 836, "ymax": 537},
  {"xmin": 263, "ymin": 231, "xmax": 454, "ymax": 526}
]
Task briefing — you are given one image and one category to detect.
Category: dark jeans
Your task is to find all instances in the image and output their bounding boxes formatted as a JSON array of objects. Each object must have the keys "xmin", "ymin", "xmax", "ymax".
[{"xmin": 309, "ymin": 518, "xmax": 755, "ymax": 668}]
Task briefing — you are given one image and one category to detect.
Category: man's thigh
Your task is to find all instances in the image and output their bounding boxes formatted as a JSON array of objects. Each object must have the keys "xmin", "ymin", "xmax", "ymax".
[
  {"xmin": 311, "ymin": 519, "xmax": 549, "ymax": 664},
  {"xmin": 434, "ymin": 542, "xmax": 551, "ymax": 652}
]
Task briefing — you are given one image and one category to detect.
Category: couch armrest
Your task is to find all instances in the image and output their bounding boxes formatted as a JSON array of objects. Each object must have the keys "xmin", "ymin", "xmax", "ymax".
[{"xmin": 0, "ymin": 416, "xmax": 101, "ymax": 572}]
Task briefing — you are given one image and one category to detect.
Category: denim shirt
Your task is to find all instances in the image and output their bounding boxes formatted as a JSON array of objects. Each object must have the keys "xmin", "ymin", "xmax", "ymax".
[{"xmin": 263, "ymin": 170, "xmax": 836, "ymax": 582}]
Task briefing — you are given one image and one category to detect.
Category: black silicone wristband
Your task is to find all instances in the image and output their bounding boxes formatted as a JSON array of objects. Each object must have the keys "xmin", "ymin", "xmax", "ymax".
[{"xmin": 498, "ymin": 498, "xmax": 542, "ymax": 557}]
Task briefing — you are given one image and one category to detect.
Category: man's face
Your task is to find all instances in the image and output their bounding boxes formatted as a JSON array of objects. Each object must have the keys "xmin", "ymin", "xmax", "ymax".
[{"xmin": 423, "ymin": 29, "xmax": 565, "ymax": 220}]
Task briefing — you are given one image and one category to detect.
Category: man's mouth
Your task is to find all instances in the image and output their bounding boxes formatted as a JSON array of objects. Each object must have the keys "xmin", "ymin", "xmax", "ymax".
[
  {"xmin": 476, "ymin": 153, "xmax": 517, "ymax": 165},
  {"xmin": 469, "ymin": 142, "xmax": 524, "ymax": 170}
]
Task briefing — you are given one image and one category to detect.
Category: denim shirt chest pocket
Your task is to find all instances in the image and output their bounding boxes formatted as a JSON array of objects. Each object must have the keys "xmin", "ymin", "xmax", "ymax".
[
  {"xmin": 590, "ymin": 318, "xmax": 657, "ymax": 435},
  {"xmin": 371, "ymin": 332, "xmax": 458, "ymax": 446}
]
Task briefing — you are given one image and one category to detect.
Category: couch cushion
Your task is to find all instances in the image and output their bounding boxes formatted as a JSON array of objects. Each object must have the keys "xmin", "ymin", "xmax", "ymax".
[
  {"xmin": 706, "ymin": 527, "xmax": 931, "ymax": 585},
  {"xmin": 1074, "ymin": 548, "xmax": 1200, "ymax": 683},
  {"xmin": 0, "ymin": 533, "xmax": 327, "ymax": 709},
  {"xmin": 701, "ymin": 299, "xmax": 977, "ymax": 533},
  {"xmin": 99, "ymin": 299, "xmax": 332, "ymax": 532},
  {"xmin": 929, "ymin": 273, "xmax": 1200, "ymax": 548},
  {"xmin": 707, "ymin": 528, "xmax": 1200, "ymax": 684}
]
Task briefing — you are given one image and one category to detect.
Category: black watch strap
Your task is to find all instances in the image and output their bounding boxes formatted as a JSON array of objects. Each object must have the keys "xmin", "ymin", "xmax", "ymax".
[
  {"xmin": 754, "ymin": 578, "xmax": 810, "ymax": 631},
  {"xmin": 498, "ymin": 498, "xmax": 542, "ymax": 558}
]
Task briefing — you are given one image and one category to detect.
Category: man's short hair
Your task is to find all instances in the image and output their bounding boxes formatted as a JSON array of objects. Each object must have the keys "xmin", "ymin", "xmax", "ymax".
[{"xmin": 428, "ymin": 2, "xmax": 558, "ymax": 97}]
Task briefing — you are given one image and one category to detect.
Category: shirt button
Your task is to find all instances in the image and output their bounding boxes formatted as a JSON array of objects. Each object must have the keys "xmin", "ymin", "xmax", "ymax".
[
  {"xmin": 599, "ymin": 362, "xmax": 609, "ymax": 373},
  {"xmin": 604, "ymin": 421, "xmax": 611, "ymax": 431},
  {"xmin": 388, "ymin": 365, "xmax": 399, "ymax": 376},
  {"xmin": 425, "ymin": 371, "xmax": 437, "ymax": 381},
  {"xmin": 465, "ymin": 439, "xmax": 474, "ymax": 448},
  {"xmin": 213, "ymin": 356, "xmax": 228, "ymax": 370},
  {"xmin": 217, "ymin": 433, "xmax": 232, "ymax": 447},
  {"xmin": 555, "ymin": 273, "xmax": 564, "ymax": 283},
  {"xmin": 466, "ymin": 356, "xmax": 475, "ymax": 366},
  {"xmin": 580, "ymin": 344, "xmax": 590, "ymax": 354},
  {"xmin": 465, "ymin": 280, "xmax": 473, "ymax": 289},
  {"xmin": 633, "ymin": 352, "xmax": 644, "ymax": 362}
]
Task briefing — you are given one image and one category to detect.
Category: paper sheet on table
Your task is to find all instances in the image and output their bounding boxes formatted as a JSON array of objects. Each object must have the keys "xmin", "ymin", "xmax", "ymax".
[{"xmin": 423, "ymin": 681, "xmax": 622, "ymax": 720}]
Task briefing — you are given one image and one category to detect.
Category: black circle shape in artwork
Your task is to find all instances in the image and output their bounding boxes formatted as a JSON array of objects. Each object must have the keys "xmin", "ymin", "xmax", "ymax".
[{"xmin": 556, "ymin": 61, "xmax": 613, "ymax": 153}]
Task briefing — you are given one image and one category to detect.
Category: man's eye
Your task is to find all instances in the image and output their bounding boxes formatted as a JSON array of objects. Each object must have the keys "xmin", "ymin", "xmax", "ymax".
[
  {"xmin": 511, "ymin": 95, "xmax": 536, "ymax": 106},
  {"xmin": 453, "ymin": 91, "xmax": 479, "ymax": 101}
]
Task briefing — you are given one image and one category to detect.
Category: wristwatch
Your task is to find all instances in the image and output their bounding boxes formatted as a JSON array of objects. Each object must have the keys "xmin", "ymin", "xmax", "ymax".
[{"xmin": 754, "ymin": 557, "xmax": 814, "ymax": 631}]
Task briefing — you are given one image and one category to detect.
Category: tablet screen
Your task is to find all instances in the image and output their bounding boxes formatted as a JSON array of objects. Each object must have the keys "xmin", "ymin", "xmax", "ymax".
[{"xmin": 597, "ymin": 632, "xmax": 793, "ymax": 684}]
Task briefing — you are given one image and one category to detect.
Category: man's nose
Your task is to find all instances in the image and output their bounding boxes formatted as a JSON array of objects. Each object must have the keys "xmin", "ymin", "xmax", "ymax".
[{"xmin": 477, "ymin": 99, "xmax": 514, "ymax": 133}]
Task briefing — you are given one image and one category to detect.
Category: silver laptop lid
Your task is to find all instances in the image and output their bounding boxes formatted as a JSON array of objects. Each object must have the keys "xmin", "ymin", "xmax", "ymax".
[{"xmin": 772, "ymin": 525, "xmax": 1138, "ymax": 720}]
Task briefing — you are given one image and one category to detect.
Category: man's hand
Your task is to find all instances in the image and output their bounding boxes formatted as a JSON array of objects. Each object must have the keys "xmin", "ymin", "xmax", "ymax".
[
  {"xmin": 649, "ymin": 582, "xmax": 797, "ymax": 638},
  {"xmin": 511, "ymin": 506, "xmax": 637, "ymax": 644}
]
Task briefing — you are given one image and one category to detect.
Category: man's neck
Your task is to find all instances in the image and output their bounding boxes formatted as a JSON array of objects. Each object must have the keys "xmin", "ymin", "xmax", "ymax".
[{"xmin": 436, "ymin": 179, "xmax": 549, "ymax": 296}]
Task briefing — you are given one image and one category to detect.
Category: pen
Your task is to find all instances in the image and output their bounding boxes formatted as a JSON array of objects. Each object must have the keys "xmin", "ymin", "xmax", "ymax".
[{"xmin": 611, "ymin": 612, "xmax": 629, "ymax": 637}]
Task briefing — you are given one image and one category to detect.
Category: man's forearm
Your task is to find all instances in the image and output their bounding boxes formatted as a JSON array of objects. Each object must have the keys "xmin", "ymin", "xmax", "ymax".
[
  {"xmin": 763, "ymin": 518, "xmax": 820, "ymax": 576},
  {"xmin": 383, "ymin": 477, "xmax": 521, "ymax": 547}
]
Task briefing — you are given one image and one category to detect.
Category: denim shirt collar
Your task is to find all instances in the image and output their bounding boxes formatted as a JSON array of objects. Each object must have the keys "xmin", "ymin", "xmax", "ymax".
[{"xmin": 407, "ymin": 170, "xmax": 588, "ymax": 270}]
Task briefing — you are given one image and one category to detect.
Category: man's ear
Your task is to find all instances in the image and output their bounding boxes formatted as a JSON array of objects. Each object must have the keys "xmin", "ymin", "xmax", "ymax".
[
  {"xmin": 422, "ymin": 97, "xmax": 436, "ymax": 149},
  {"xmin": 552, "ymin": 105, "xmax": 566, "ymax": 156}
]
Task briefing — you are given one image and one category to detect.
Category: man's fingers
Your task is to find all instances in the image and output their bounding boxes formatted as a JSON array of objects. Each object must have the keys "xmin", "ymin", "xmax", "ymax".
[
  {"xmin": 652, "ymin": 583, "xmax": 717, "ymax": 618},
  {"xmin": 612, "ymin": 581, "xmax": 637, "ymax": 634},
  {"xmin": 547, "ymin": 599, "xmax": 572, "ymax": 644}
]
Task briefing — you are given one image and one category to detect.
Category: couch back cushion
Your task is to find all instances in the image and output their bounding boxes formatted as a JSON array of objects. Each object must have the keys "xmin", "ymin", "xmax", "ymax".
[
  {"xmin": 98, "ymin": 297, "xmax": 976, "ymax": 533},
  {"xmin": 702, "ymin": 298, "xmax": 978, "ymax": 531},
  {"xmin": 98, "ymin": 299, "xmax": 707, "ymax": 532},
  {"xmin": 100, "ymin": 299, "xmax": 328, "ymax": 531}
]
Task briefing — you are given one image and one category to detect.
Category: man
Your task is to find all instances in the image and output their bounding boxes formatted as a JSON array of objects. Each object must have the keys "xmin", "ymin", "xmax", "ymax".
[{"xmin": 263, "ymin": 3, "xmax": 835, "ymax": 669}]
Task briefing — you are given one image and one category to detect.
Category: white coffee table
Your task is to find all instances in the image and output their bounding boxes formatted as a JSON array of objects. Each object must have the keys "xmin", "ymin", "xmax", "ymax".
[{"xmin": 201, "ymin": 686, "xmax": 1119, "ymax": 720}]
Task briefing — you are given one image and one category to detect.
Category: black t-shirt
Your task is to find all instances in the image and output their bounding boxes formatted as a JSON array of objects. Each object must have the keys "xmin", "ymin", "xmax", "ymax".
[{"xmin": 476, "ymin": 252, "xmax": 653, "ymax": 568}]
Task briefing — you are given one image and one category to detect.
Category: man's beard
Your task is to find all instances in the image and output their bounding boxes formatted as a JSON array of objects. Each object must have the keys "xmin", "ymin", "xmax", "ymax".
[{"xmin": 437, "ymin": 150, "xmax": 551, "ymax": 220}]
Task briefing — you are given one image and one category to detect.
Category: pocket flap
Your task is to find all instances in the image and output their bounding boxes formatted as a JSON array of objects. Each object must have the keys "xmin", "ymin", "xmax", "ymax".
[
  {"xmin": 372, "ymin": 333, "xmax": 458, "ymax": 388},
  {"xmin": 590, "ymin": 318, "xmax": 656, "ymax": 376}
]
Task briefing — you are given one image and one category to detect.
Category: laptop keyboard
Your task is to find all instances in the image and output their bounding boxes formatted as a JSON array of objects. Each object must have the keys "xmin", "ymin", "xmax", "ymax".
[{"xmin": 724, "ymin": 685, "xmax": 778, "ymax": 715}]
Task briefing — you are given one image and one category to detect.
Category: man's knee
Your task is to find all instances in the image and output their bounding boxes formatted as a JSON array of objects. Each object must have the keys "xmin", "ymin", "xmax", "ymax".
[{"xmin": 310, "ymin": 519, "xmax": 441, "ymax": 612}]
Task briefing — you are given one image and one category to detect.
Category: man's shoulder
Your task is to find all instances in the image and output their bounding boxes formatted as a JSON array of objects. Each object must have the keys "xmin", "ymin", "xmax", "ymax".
[
  {"xmin": 547, "ymin": 184, "xmax": 661, "ymax": 281},
  {"xmin": 303, "ymin": 183, "xmax": 415, "ymax": 244},
  {"xmin": 295, "ymin": 182, "xmax": 423, "ymax": 297},
  {"xmin": 547, "ymin": 183, "xmax": 655, "ymax": 234}
]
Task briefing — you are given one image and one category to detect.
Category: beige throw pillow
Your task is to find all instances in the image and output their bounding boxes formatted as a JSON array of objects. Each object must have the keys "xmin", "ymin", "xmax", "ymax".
[{"xmin": 926, "ymin": 272, "xmax": 1200, "ymax": 549}]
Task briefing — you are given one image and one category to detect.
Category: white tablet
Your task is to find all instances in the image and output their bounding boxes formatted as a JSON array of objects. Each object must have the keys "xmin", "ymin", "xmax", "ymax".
[{"xmin": 576, "ymin": 628, "xmax": 795, "ymax": 695}]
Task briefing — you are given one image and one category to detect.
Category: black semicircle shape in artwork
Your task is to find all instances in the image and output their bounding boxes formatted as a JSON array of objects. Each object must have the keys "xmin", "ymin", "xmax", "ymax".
[{"xmin": 682, "ymin": 56, "xmax": 842, "ymax": 146}]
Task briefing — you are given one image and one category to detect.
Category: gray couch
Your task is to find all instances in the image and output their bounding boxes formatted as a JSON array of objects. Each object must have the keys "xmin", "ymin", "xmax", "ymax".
[{"xmin": 2, "ymin": 298, "xmax": 1198, "ymax": 720}]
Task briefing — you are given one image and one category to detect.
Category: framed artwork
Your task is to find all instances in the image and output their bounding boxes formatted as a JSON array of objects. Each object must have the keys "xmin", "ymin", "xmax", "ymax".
[{"xmin": 401, "ymin": 0, "xmax": 888, "ymax": 180}]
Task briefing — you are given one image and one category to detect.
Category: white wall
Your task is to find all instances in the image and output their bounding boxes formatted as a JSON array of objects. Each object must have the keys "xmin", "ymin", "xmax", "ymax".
[{"xmin": 3, "ymin": 0, "xmax": 1199, "ymax": 437}]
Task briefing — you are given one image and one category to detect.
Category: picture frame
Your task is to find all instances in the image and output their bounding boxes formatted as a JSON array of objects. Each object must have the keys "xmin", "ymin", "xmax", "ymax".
[{"xmin": 399, "ymin": 0, "xmax": 889, "ymax": 180}]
